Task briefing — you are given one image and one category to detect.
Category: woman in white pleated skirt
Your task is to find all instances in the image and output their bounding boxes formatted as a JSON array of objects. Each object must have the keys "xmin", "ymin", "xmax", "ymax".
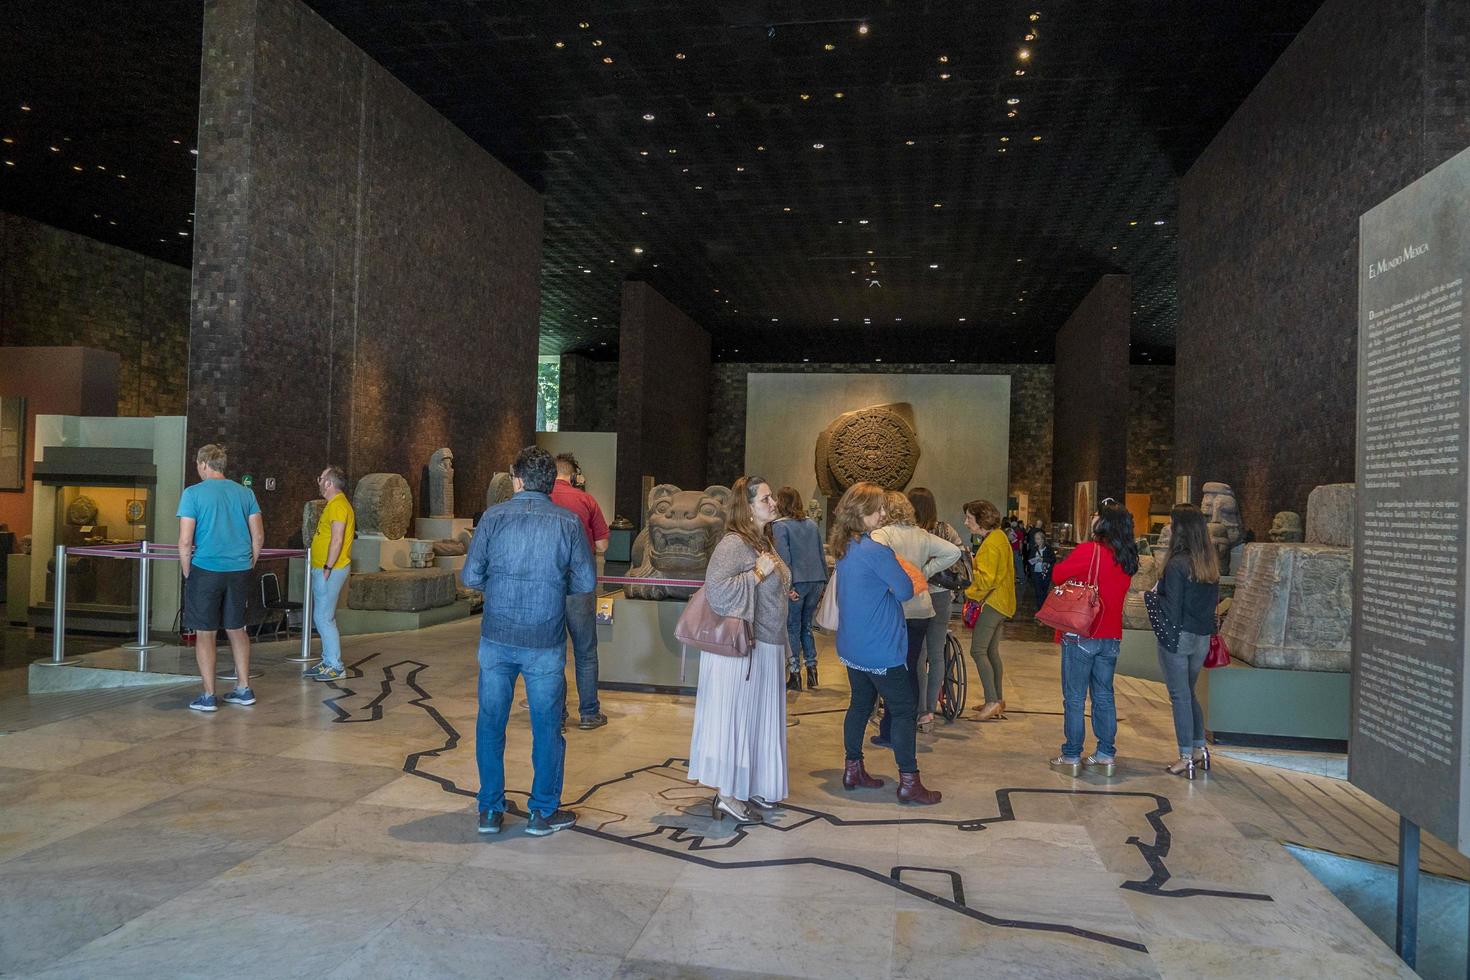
[{"xmin": 687, "ymin": 476, "xmax": 792, "ymax": 823}]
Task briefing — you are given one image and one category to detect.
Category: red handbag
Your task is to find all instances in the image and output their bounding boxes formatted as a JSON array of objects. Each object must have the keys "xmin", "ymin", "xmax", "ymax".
[
  {"xmin": 1204, "ymin": 633, "xmax": 1231, "ymax": 668},
  {"xmin": 962, "ymin": 598, "xmax": 982, "ymax": 627},
  {"xmin": 1036, "ymin": 544, "xmax": 1104, "ymax": 636}
]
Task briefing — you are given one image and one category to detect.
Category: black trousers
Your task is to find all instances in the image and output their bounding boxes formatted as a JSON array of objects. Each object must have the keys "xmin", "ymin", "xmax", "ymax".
[
  {"xmin": 846, "ymin": 665, "xmax": 918, "ymax": 772},
  {"xmin": 877, "ymin": 619, "xmax": 928, "ymax": 740}
]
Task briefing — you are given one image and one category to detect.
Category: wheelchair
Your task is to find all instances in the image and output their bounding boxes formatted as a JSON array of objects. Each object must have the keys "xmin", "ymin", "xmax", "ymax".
[{"xmin": 938, "ymin": 630, "xmax": 968, "ymax": 722}]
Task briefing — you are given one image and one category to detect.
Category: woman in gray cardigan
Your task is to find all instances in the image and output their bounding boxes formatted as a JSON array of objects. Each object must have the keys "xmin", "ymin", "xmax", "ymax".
[{"xmin": 687, "ymin": 476, "xmax": 792, "ymax": 823}]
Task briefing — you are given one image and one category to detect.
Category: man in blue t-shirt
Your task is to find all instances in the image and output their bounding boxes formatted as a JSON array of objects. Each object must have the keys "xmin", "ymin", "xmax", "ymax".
[{"xmin": 177, "ymin": 443, "xmax": 265, "ymax": 712}]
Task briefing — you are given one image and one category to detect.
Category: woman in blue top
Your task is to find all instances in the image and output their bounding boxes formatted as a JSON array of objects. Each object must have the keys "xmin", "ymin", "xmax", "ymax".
[
  {"xmin": 830, "ymin": 481, "xmax": 942, "ymax": 805},
  {"xmin": 773, "ymin": 486, "xmax": 828, "ymax": 692}
]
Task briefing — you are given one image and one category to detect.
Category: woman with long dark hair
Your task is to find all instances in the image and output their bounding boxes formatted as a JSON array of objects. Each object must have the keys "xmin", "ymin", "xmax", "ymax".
[
  {"xmin": 772, "ymin": 485, "xmax": 828, "ymax": 691},
  {"xmin": 907, "ymin": 487, "xmax": 968, "ymax": 731},
  {"xmin": 1046, "ymin": 503, "xmax": 1138, "ymax": 776},
  {"xmin": 1154, "ymin": 503, "xmax": 1221, "ymax": 779},
  {"xmin": 687, "ymin": 476, "xmax": 791, "ymax": 823},
  {"xmin": 829, "ymin": 482, "xmax": 941, "ymax": 804}
]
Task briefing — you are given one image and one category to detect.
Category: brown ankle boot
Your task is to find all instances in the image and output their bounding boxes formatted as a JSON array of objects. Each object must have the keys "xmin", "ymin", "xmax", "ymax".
[
  {"xmin": 897, "ymin": 770, "xmax": 942, "ymax": 805},
  {"xmin": 843, "ymin": 759, "xmax": 884, "ymax": 790}
]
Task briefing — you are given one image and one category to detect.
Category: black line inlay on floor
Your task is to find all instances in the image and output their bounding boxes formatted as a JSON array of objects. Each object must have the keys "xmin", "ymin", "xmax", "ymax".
[{"xmin": 324, "ymin": 658, "xmax": 1276, "ymax": 954}]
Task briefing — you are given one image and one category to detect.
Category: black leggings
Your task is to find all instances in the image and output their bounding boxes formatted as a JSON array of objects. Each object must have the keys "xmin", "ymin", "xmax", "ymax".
[{"xmin": 846, "ymin": 665, "xmax": 918, "ymax": 772}]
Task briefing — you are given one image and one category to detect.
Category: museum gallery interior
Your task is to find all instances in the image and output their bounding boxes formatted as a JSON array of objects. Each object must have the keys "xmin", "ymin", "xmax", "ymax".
[{"xmin": 1, "ymin": 0, "xmax": 1469, "ymax": 977}]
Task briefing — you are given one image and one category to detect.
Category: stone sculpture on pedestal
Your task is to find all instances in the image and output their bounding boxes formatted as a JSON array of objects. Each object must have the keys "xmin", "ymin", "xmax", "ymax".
[
  {"xmin": 302, "ymin": 500, "xmax": 326, "ymax": 548},
  {"xmin": 625, "ymin": 484, "xmax": 733, "ymax": 599},
  {"xmin": 409, "ymin": 540, "xmax": 435, "ymax": 569},
  {"xmin": 1269, "ymin": 512, "xmax": 1305, "ymax": 542},
  {"xmin": 1121, "ymin": 553, "xmax": 1162, "ymax": 630},
  {"xmin": 486, "ymin": 471, "xmax": 515, "ymax": 513},
  {"xmin": 427, "ymin": 448, "xmax": 454, "ymax": 518},
  {"xmin": 1306, "ymin": 484, "xmax": 1355, "ymax": 547},
  {"xmin": 1200, "ymin": 481, "xmax": 1245, "ymax": 575},
  {"xmin": 815, "ymin": 402, "xmax": 920, "ymax": 496},
  {"xmin": 353, "ymin": 473, "xmax": 413, "ymax": 540},
  {"xmin": 66, "ymin": 496, "xmax": 99, "ymax": 526}
]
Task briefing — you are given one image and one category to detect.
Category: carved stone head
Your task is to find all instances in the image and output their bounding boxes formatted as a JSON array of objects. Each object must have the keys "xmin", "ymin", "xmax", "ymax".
[{"xmin": 1269, "ymin": 511, "xmax": 1304, "ymax": 542}]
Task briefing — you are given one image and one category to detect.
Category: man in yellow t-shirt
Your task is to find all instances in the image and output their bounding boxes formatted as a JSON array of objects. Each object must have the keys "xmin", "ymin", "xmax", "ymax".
[{"xmin": 303, "ymin": 465, "xmax": 355, "ymax": 681}]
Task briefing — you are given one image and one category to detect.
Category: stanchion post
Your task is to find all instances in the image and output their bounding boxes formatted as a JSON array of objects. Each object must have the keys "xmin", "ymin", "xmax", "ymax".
[
  {"xmin": 42, "ymin": 544, "xmax": 82, "ymax": 666},
  {"xmin": 286, "ymin": 554, "xmax": 318, "ymax": 664},
  {"xmin": 1396, "ymin": 815, "xmax": 1420, "ymax": 968},
  {"xmin": 123, "ymin": 541, "xmax": 164, "ymax": 655}
]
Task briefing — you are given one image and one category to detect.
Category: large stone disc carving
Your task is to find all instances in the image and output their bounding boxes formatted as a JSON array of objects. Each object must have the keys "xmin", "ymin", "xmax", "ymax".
[
  {"xmin": 818, "ymin": 405, "xmax": 920, "ymax": 492},
  {"xmin": 353, "ymin": 473, "xmax": 413, "ymax": 540}
]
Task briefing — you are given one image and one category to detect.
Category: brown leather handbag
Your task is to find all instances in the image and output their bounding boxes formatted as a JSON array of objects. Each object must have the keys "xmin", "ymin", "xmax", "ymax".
[{"xmin": 675, "ymin": 585, "xmax": 753, "ymax": 658}]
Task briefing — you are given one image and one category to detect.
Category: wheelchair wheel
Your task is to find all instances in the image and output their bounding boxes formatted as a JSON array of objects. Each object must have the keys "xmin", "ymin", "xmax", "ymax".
[{"xmin": 939, "ymin": 631, "xmax": 967, "ymax": 721}]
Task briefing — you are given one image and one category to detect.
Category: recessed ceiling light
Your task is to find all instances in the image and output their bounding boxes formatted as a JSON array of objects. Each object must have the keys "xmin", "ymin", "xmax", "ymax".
[
  {"xmin": 1025, "ymin": 32, "xmax": 1036, "ymax": 41},
  {"xmin": 863, "ymin": 318, "xmax": 871, "ymax": 324},
  {"xmin": 1007, "ymin": 98, "xmax": 1020, "ymax": 106},
  {"xmin": 895, "ymin": 317, "xmax": 902, "ymax": 322},
  {"xmin": 1128, "ymin": 220, "xmax": 1138, "ymax": 226},
  {"xmin": 866, "ymin": 249, "xmax": 874, "ymax": 254},
  {"xmin": 1018, "ymin": 49, "xmax": 1031, "ymax": 60},
  {"xmin": 875, "ymin": 358, "xmax": 882, "ymax": 362},
  {"xmin": 19, "ymin": 104, "xmax": 30, "ymax": 111},
  {"xmin": 578, "ymin": 21, "xmax": 590, "ymax": 28},
  {"xmin": 583, "ymin": 268, "xmax": 592, "ymax": 273},
  {"xmin": 554, "ymin": 40, "xmax": 565, "ymax": 48},
  {"xmin": 858, "ymin": 23, "xmax": 869, "ymax": 34},
  {"xmin": 639, "ymin": 150, "xmax": 649, "ymax": 156},
  {"xmin": 681, "ymin": 167, "xmax": 689, "ymax": 173},
  {"xmin": 834, "ymin": 92, "xmax": 844, "ymax": 99},
  {"xmin": 49, "ymin": 145, "xmax": 58, "ymax": 152},
  {"xmin": 949, "ymin": 358, "xmax": 956, "ymax": 363},
  {"xmin": 1029, "ymin": 12, "xmax": 1041, "ymax": 21},
  {"xmin": 706, "ymin": 111, "xmax": 716, "ymax": 118},
  {"xmin": 71, "ymin": 164, "xmax": 81, "ymax": 171},
  {"xmin": 668, "ymin": 148, "xmax": 677, "ymax": 154},
  {"xmin": 592, "ymin": 38, "xmax": 603, "ymax": 46},
  {"xmin": 736, "ymin": 165, "xmax": 744, "ymax": 171},
  {"xmin": 178, "ymin": 230, "xmax": 189, "ymax": 236},
  {"xmin": 929, "ymin": 263, "xmax": 939, "ymax": 269},
  {"xmin": 1032, "ymin": 135, "xmax": 1042, "ymax": 141},
  {"xmin": 643, "ymin": 113, "xmax": 655, "ymax": 121},
  {"xmin": 812, "ymin": 142, "xmax": 824, "ymax": 149},
  {"xmin": 757, "ymin": 145, "xmax": 766, "ymax": 151},
  {"xmin": 675, "ymin": 51, "xmax": 686, "ymax": 59},
  {"xmin": 799, "ymin": 93, "xmax": 811, "ymax": 101},
  {"xmin": 858, "ymin": 218, "xmax": 868, "ymax": 224},
  {"xmin": 904, "ymin": 139, "xmax": 915, "ymax": 146},
  {"xmin": 1007, "ymin": 111, "xmax": 1018, "ymax": 118},
  {"xmin": 640, "ymin": 210, "xmax": 649, "ymax": 215},
  {"xmin": 633, "ymin": 247, "xmax": 643, "ymax": 254},
  {"xmin": 602, "ymin": 56, "xmax": 613, "ymax": 63},
  {"xmin": 1000, "ymin": 137, "xmax": 1009, "ymax": 142},
  {"xmin": 96, "ymin": 164, "xmax": 105, "ymax": 170},
  {"xmin": 2, "ymin": 160, "xmax": 12, "ymax": 167},
  {"xmin": 939, "ymin": 73, "xmax": 951, "ymax": 80},
  {"xmin": 694, "ymin": 185, "xmax": 702, "ymax": 189},
  {"xmin": 1015, "ymin": 69, "xmax": 1025, "ymax": 76},
  {"xmin": 938, "ymin": 55, "xmax": 949, "ymax": 63},
  {"xmin": 832, "ymin": 317, "xmax": 840, "ymax": 322},
  {"xmin": 823, "ymin": 42, "xmax": 835, "ymax": 51},
  {"xmin": 771, "ymin": 317, "xmax": 779, "ymax": 322},
  {"xmin": 117, "ymin": 174, "xmax": 125, "ymax": 179},
  {"xmin": 783, "ymin": 207, "xmax": 792, "ymax": 212},
  {"xmin": 933, "ymin": 203, "xmax": 942, "ymax": 208},
  {"xmin": 1154, "ymin": 219, "xmax": 1166, "ymax": 225},
  {"xmin": 998, "ymin": 148, "xmax": 1006, "ymax": 153},
  {"xmin": 804, "ymin": 357, "xmax": 810, "ymax": 362},
  {"xmin": 959, "ymin": 317, "xmax": 966, "ymax": 322}
]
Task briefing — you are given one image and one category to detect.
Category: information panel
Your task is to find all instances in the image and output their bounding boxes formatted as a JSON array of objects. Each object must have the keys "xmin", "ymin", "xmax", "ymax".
[{"xmin": 1351, "ymin": 145, "xmax": 1470, "ymax": 853}]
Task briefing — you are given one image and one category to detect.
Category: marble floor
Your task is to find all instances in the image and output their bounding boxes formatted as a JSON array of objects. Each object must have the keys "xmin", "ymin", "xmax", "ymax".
[{"xmin": 0, "ymin": 617, "xmax": 1438, "ymax": 978}]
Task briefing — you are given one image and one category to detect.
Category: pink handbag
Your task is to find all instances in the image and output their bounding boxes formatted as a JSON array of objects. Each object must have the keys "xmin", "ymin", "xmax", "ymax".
[
  {"xmin": 1035, "ymin": 544, "xmax": 1104, "ymax": 636},
  {"xmin": 674, "ymin": 585, "xmax": 753, "ymax": 658}
]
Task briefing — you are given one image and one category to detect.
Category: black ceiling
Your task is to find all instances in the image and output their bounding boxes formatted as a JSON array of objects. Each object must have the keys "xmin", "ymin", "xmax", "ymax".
[{"xmin": 1, "ymin": 1, "xmax": 1325, "ymax": 364}]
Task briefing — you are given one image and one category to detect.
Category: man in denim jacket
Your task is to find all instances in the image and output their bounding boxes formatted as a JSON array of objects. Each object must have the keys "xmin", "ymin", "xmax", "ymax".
[{"xmin": 463, "ymin": 445, "xmax": 597, "ymax": 837}]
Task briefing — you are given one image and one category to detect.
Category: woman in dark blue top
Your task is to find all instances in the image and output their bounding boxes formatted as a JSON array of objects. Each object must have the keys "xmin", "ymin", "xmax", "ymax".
[
  {"xmin": 829, "ymin": 481, "xmax": 941, "ymax": 806},
  {"xmin": 1153, "ymin": 503, "xmax": 1221, "ymax": 780},
  {"xmin": 773, "ymin": 486, "xmax": 829, "ymax": 692}
]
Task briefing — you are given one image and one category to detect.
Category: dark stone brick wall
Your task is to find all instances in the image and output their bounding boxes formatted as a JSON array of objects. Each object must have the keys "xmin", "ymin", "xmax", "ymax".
[
  {"xmin": 616, "ymin": 282, "xmax": 711, "ymax": 524},
  {"xmin": 0, "ymin": 212, "xmax": 188, "ymax": 417},
  {"xmin": 559, "ymin": 353, "xmax": 618, "ymax": 432},
  {"xmin": 1053, "ymin": 275, "xmax": 1131, "ymax": 524},
  {"xmin": 1177, "ymin": 0, "xmax": 1470, "ymax": 538},
  {"xmin": 1127, "ymin": 366, "xmax": 1175, "ymax": 517},
  {"xmin": 191, "ymin": 0, "xmax": 541, "ymax": 544},
  {"xmin": 704, "ymin": 362, "xmax": 1056, "ymax": 527}
]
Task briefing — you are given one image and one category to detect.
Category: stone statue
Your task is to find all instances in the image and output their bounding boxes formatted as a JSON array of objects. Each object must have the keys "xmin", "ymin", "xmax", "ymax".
[
  {"xmin": 486, "ymin": 471, "xmax": 515, "ymax": 513},
  {"xmin": 66, "ymin": 495, "xmax": 99, "ymax": 526},
  {"xmin": 20, "ymin": 534, "xmax": 31, "ymax": 555},
  {"xmin": 1221, "ymin": 543, "xmax": 1352, "ymax": 671},
  {"xmin": 409, "ymin": 540, "xmax": 435, "ymax": 569},
  {"xmin": 353, "ymin": 473, "xmax": 414, "ymax": 540},
  {"xmin": 1121, "ymin": 553, "xmax": 1162, "ymax": 630},
  {"xmin": 302, "ymin": 499, "xmax": 326, "ymax": 547},
  {"xmin": 1306, "ymin": 483, "xmax": 1354, "ymax": 547},
  {"xmin": 815, "ymin": 402, "xmax": 920, "ymax": 496},
  {"xmin": 1269, "ymin": 511, "xmax": 1304, "ymax": 542},
  {"xmin": 427, "ymin": 448, "xmax": 454, "ymax": 518},
  {"xmin": 625, "ymin": 484, "xmax": 734, "ymax": 599},
  {"xmin": 1200, "ymin": 482, "xmax": 1244, "ymax": 575},
  {"xmin": 431, "ymin": 538, "xmax": 467, "ymax": 557}
]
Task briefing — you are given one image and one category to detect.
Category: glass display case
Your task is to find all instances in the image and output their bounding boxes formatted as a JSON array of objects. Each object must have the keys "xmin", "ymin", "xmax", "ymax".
[{"xmin": 45, "ymin": 483, "xmax": 153, "ymax": 615}]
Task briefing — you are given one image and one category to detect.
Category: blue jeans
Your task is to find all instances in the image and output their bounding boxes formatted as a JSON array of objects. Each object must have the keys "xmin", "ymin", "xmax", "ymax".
[
  {"xmin": 310, "ymin": 566, "xmax": 350, "ymax": 670},
  {"xmin": 1060, "ymin": 634, "xmax": 1120, "ymax": 759},
  {"xmin": 565, "ymin": 592, "xmax": 599, "ymax": 718},
  {"xmin": 476, "ymin": 638, "xmax": 567, "ymax": 817},
  {"xmin": 786, "ymin": 581, "xmax": 823, "ymax": 670}
]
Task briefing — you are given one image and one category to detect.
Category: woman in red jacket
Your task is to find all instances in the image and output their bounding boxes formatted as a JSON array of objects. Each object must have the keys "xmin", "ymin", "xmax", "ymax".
[{"xmin": 1047, "ymin": 503, "xmax": 1138, "ymax": 777}]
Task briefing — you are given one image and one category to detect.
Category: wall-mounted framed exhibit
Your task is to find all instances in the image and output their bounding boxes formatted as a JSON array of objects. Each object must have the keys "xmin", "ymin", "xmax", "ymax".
[
  {"xmin": 742, "ymin": 373, "xmax": 1010, "ymax": 535},
  {"xmin": 0, "ymin": 396, "xmax": 24, "ymax": 492}
]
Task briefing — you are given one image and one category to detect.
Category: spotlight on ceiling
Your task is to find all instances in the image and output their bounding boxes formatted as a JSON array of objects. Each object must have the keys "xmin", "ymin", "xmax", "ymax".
[
  {"xmin": 642, "ymin": 113, "xmax": 655, "ymax": 121},
  {"xmin": 857, "ymin": 22, "xmax": 869, "ymax": 35},
  {"xmin": 1007, "ymin": 97, "xmax": 1020, "ymax": 105}
]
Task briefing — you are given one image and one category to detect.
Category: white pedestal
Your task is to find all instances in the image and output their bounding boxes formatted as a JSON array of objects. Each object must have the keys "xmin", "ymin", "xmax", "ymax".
[
  {"xmin": 434, "ymin": 553, "xmax": 468, "ymax": 587},
  {"xmin": 352, "ymin": 535, "xmax": 417, "ymax": 573},
  {"xmin": 416, "ymin": 518, "xmax": 473, "ymax": 542}
]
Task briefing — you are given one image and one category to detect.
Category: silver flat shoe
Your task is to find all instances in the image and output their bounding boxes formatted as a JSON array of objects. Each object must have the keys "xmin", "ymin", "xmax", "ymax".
[
  {"xmin": 747, "ymin": 795, "xmax": 780, "ymax": 811},
  {"xmin": 713, "ymin": 794, "xmax": 761, "ymax": 824}
]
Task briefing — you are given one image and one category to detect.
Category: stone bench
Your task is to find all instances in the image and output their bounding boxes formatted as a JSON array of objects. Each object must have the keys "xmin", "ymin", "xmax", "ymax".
[{"xmin": 347, "ymin": 567, "xmax": 456, "ymax": 612}]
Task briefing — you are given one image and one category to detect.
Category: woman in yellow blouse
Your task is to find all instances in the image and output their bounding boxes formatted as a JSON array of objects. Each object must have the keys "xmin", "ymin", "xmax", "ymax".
[{"xmin": 962, "ymin": 499, "xmax": 1016, "ymax": 721}]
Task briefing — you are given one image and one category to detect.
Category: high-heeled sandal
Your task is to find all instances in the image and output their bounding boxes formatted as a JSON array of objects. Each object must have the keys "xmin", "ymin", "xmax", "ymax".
[
  {"xmin": 1192, "ymin": 746, "xmax": 1211, "ymax": 772},
  {"xmin": 917, "ymin": 713, "xmax": 935, "ymax": 734},
  {"xmin": 1166, "ymin": 756, "xmax": 1196, "ymax": 780},
  {"xmin": 712, "ymin": 794, "xmax": 760, "ymax": 823}
]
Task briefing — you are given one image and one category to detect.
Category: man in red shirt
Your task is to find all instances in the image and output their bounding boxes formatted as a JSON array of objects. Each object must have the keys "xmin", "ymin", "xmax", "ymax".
[{"xmin": 550, "ymin": 454, "xmax": 610, "ymax": 730}]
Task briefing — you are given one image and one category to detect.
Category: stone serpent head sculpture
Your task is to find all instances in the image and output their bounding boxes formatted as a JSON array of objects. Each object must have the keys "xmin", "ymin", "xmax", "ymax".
[{"xmin": 625, "ymin": 484, "xmax": 733, "ymax": 599}]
